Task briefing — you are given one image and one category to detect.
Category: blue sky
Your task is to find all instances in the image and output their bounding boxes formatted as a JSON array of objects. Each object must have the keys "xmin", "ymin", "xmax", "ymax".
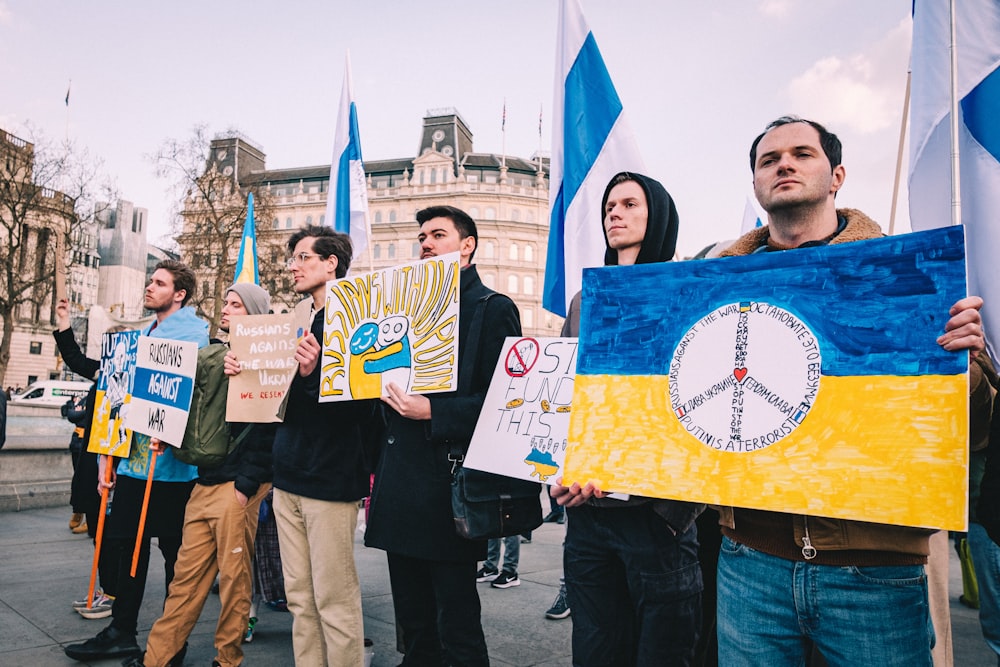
[{"xmin": 0, "ymin": 1, "xmax": 913, "ymax": 255}]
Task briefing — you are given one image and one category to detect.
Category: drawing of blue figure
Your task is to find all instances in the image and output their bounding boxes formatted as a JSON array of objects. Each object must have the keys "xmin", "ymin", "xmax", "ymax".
[
  {"xmin": 348, "ymin": 316, "xmax": 413, "ymax": 397},
  {"xmin": 104, "ymin": 338, "xmax": 131, "ymax": 451},
  {"xmin": 370, "ymin": 315, "xmax": 412, "ymax": 391}
]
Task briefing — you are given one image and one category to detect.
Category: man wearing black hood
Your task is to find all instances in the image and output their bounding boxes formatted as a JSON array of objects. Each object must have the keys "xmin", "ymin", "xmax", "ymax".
[{"xmin": 552, "ymin": 172, "xmax": 704, "ymax": 666}]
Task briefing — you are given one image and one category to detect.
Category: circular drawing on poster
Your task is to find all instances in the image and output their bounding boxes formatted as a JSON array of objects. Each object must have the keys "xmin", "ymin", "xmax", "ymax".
[
  {"xmin": 505, "ymin": 338, "xmax": 539, "ymax": 377},
  {"xmin": 668, "ymin": 301, "xmax": 822, "ymax": 453}
]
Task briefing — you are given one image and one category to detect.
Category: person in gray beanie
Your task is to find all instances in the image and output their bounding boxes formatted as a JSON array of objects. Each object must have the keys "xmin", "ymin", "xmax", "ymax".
[{"xmin": 123, "ymin": 282, "xmax": 275, "ymax": 667}]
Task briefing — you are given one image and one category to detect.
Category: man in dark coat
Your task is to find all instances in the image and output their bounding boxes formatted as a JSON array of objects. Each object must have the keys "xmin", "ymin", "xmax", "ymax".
[
  {"xmin": 552, "ymin": 172, "xmax": 704, "ymax": 666},
  {"xmin": 366, "ymin": 205, "xmax": 521, "ymax": 666}
]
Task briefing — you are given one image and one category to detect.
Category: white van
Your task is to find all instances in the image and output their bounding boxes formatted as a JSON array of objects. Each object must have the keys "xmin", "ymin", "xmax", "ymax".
[{"xmin": 10, "ymin": 380, "xmax": 92, "ymax": 407}]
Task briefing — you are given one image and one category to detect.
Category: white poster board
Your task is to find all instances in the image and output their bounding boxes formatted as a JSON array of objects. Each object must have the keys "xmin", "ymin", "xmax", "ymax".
[
  {"xmin": 463, "ymin": 337, "xmax": 578, "ymax": 483},
  {"xmin": 319, "ymin": 253, "xmax": 461, "ymax": 401},
  {"xmin": 124, "ymin": 336, "xmax": 198, "ymax": 445}
]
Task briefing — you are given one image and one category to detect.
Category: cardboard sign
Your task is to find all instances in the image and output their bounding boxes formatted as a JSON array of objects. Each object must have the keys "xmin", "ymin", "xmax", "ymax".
[
  {"xmin": 464, "ymin": 337, "xmax": 578, "ymax": 483},
  {"xmin": 227, "ymin": 312, "xmax": 304, "ymax": 422},
  {"xmin": 565, "ymin": 227, "xmax": 969, "ymax": 530},
  {"xmin": 87, "ymin": 330, "xmax": 140, "ymax": 456},
  {"xmin": 320, "ymin": 253, "xmax": 461, "ymax": 401},
  {"xmin": 124, "ymin": 336, "xmax": 198, "ymax": 445}
]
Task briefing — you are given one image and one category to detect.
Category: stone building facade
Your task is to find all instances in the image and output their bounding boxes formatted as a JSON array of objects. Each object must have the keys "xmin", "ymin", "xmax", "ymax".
[{"xmin": 181, "ymin": 109, "xmax": 562, "ymax": 337}]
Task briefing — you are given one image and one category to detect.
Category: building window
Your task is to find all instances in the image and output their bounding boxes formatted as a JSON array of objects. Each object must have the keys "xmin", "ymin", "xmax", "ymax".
[
  {"xmin": 507, "ymin": 275, "xmax": 518, "ymax": 293},
  {"xmin": 523, "ymin": 276, "xmax": 534, "ymax": 295},
  {"xmin": 523, "ymin": 308, "xmax": 533, "ymax": 328},
  {"xmin": 374, "ymin": 244, "xmax": 381, "ymax": 259},
  {"xmin": 374, "ymin": 211, "xmax": 383, "ymax": 223},
  {"xmin": 285, "ymin": 217, "xmax": 293, "ymax": 229},
  {"xmin": 469, "ymin": 207, "xmax": 480, "ymax": 219},
  {"xmin": 388, "ymin": 244, "xmax": 396, "ymax": 259},
  {"xmin": 305, "ymin": 215, "xmax": 313, "ymax": 225},
  {"xmin": 524, "ymin": 245, "xmax": 533, "ymax": 262},
  {"xmin": 320, "ymin": 215, "xmax": 325, "ymax": 225},
  {"xmin": 510, "ymin": 209, "xmax": 520, "ymax": 222},
  {"xmin": 485, "ymin": 207, "xmax": 496, "ymax": 219},
  {"xmin": 509, "ymin": 243, "xmax": 518, "ymax": 261},
  {"xmin": 482, "ymin": 241, "xmax": 495, "ymax": 259},
  {"xmin": 389, "ymin": 210, "xmax": 397, "ymax": 223},
  {"xmin": 29, "ymin": 341, "xmax": 42, "ymax": 355},
  {"xmin": 482, "ymin": 273, "xmax": 495, "ymax": 289},
  {"xmin": 273, "ymin": 218, "xmax": 280, "ymax": 229},
  {"xmin": 412, "ymin": 242, "xmax": 421, "ymax": 258}
]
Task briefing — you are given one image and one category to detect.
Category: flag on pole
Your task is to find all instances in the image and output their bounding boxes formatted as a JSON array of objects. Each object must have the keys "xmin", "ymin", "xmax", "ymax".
[
  {"xmin": 502, "ymin": 99, "xmax": 507, "ymax": 132},
  {"xmin": 909, "ymin": 0, "xmax": 1000, "ymax": 361},
  {"xmin": 543, "ymin": 0, "xmax": 645, "ymax": 317},
  {"xmin": 741, "ymin": 196, "xmax": 764, "ymax": 234},
  {"xmin": 65, "ymin": 80, "xmax": 71, "ymax": 106},
  {"xmin": 325, "ymin": 52, "xmax": 370, "ymax": 263},
  {"xmin": 233, "ymin": 192, "xmax": 260, "ymax": 285}
]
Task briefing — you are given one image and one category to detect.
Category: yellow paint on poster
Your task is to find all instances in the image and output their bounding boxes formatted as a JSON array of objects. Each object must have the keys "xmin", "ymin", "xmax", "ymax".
[{"xmin": 564, "ymin": 373, "xmax": 968, "ymax": 530}]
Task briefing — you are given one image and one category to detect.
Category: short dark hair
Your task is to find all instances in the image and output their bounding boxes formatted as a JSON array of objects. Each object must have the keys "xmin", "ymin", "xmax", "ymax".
[
  {"xmin": 749, "ymin": 116, "xmax": 842, "ymax": 173},
  {"xmin": 287, "ymin": 225, "xmax": 352, "ymax": 278},
  {"xmin": 416, "ymin": 205, "xmax": 479, "ymax": 260},
  {"xmin": 154, "ymin": 259, "xmax": 196, "ymax": 306}
]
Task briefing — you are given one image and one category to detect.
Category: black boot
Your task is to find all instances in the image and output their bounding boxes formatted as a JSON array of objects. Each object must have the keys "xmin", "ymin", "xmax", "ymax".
[{"xmin": 64, "ymin": 625, "xmax": 140, "ymax": 661}]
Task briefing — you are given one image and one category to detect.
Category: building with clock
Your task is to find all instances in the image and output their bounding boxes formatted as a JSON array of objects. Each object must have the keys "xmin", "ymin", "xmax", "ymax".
[{"xmin": 181, "ymin": 108, "xmax": 562, "ymax": 337}]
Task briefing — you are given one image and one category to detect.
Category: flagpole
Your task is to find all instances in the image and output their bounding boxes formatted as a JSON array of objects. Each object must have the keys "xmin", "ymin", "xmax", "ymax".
[
  {"xmin": 888, "ymin": 70, "xmax": 911, "ymax": 236},
  {"xmin": 501, "ymin": 99, "xmax": 507, "ymax": 169},
  {"xmin": 948, "ymin": 0, "xmax": 962, "ymax": 227}
]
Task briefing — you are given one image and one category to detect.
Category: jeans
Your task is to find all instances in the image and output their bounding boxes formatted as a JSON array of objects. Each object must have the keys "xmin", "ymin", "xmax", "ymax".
[
  {"xmin": 485, "ymin": 535, "xmax": 520, "ymax": 574},
  {"xmin": 968, "ymin": 523, "xmax": 1000, "ymax": 665},
  {"xmin": 717, "ymin": 536, "xmax": 933, "ymax": 667},
  {"xmin": 565, "ymin": 503, "xmax": 701, "ymax": 666}
]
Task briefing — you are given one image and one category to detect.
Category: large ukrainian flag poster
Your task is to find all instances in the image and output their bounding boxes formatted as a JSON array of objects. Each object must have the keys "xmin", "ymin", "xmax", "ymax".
[{"xmin": 565, "ymin": 227, "xmax": 969, "ymax": 530}]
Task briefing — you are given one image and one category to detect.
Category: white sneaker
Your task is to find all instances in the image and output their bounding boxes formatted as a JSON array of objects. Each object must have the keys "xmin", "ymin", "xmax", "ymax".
[{"xmin": 77, "ymin": 592, "xmax": 115, "ymax": 619}]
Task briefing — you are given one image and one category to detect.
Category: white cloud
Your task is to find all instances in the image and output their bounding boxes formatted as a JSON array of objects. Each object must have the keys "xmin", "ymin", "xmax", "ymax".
[
  {"xmin": 759, "ymin": 0, "xmax": 795, "ymax": 18},
  {"xmin": 786, "ymin": 18, "xmax": 911, "ymax": 134},
  {"xmin": 0, "ymin": 2, "xmax": 11, "ymax": 25}
]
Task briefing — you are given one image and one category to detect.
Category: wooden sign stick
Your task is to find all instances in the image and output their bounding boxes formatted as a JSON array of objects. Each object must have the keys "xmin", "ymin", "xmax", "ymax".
[
  {"xmin": 129, "ymin": 452, "xmax": 158, "ymax": 577},
  {"xmin": 85, "ymin": 455, "xmax": 113, "ymax": 607}
]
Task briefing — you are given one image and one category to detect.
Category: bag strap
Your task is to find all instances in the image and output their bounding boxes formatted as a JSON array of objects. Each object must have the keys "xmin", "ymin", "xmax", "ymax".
[
  {"xmin": 449, "ymin": 292, "xmax": 494, "ymax": 472},
  {"xmin": 232, "ymin": 423, "xmax": 253, "ymax": 449}
]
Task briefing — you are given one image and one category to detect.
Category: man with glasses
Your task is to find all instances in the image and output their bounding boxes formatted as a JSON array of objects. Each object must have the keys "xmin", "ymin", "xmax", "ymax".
[{"xmin": 252, "ymin": 225, "xmax": 375, "ymax": 666}]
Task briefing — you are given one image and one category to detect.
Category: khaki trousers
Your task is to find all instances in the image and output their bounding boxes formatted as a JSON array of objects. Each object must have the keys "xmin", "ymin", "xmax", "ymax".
[
  {"xmin": 274, "ymin": 488, "xmax": 363, "ymax": 667},
  {"xmin": 144, "ymin": 481, "xmax": 268, "ymax": 667}
]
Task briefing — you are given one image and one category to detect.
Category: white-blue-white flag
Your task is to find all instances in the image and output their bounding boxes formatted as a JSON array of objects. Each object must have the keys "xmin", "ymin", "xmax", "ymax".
[
  {"xmin": 543, "ymin": 0, "xmax": 645, "ymax": 317},
  {"xmin": 325, "ymin": 52, "xmax": 370, "ymax": 264},
  {"xmin": 741, "ymin": 195, "xmax": 764, "ymax": 235},
  {"xmin": 909, "ymin": 0, "xmax": 1000, "ymax": 362}
]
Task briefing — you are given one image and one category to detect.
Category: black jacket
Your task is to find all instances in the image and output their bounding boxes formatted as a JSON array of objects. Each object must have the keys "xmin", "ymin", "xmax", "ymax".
[
  {"xmin": 271, "ymin": 308, "xmax": 377, "ymax": 501},
  {"xmin": 53, "ymin": 328, "xmax": 100, "ymax": 451},
  {"xmin": 365, "ymin": 264, "xmax": 521, "ymax": 561}
]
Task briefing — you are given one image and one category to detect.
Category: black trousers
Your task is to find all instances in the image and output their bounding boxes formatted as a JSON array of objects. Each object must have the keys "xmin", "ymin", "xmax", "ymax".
[
  {"xmin": 106, "ymin": 475, "xmax": 192, "ymax": 636},
  {"xmin": 386, "ymin": 552, "xmax": 489, "ymax": 667}
]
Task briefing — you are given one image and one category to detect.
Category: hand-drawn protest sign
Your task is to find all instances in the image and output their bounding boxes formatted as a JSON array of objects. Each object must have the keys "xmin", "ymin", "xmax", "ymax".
[
  {"xmin": 227, "ymin": 312, "xmax": 304, "ymax": 422},
  {"xmin": 124, "ymin": 336, "xmax": 198, "ymax": 445},
  {"xmin": 88, "ymin": 330, "xmax": 140, "ymax": 457},
  {"xmin": 464, "ymin": 337, "xmax": 577, "ymax": 483},
  {"xmin": 565, "ymin": 227, "xmax": 970, "ymax": 530},
  {"xmin": 320, "ymin": 252, "xmax": 461, "ymax": 402}
]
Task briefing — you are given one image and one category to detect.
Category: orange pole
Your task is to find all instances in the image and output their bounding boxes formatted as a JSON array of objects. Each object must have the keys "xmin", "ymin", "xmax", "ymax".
[
  {"xmin": 86, "ymin": 455, "xmax": 113, "ymax": 608},
  {"xmin": 129, "ymin": 451, "xmax": 157, "ymax": 577}
]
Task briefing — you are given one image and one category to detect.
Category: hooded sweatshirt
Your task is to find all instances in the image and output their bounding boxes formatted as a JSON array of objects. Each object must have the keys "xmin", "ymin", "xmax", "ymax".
[{"xmin": 562, "ymin": 172, "xmax": 702, "ymax": 534}]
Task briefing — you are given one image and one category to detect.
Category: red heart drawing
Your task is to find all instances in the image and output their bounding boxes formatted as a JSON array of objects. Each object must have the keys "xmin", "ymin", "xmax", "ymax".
[{"xmin": 733, "ymin": 368, "xmax": 748, "ymax": 382}]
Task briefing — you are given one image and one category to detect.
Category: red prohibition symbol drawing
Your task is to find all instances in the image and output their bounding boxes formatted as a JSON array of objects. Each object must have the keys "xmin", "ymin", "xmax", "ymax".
[{"xmin": 505, "ymin": 337, "xmax": 540, "ymax": 377}]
